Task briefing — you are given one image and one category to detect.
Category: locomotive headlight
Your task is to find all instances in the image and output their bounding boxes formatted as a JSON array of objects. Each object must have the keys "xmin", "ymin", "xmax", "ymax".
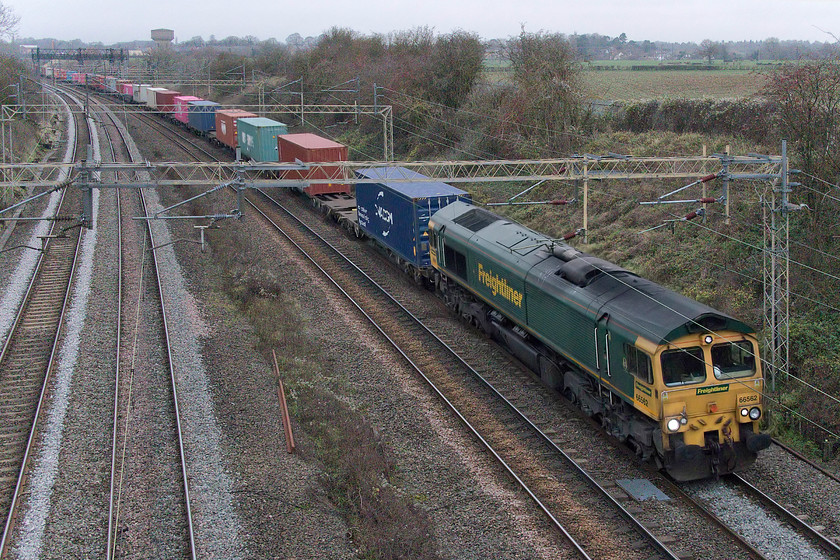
[
  {"xmin": 703, "ymin": 335, "xmax": 714, "ymax": 345},
  {"xmin": 749, "ymin": 407, "xmax": 761, "ymax": 420},
  {"xmin": 740, "ymin": 408, "xmax": 749, "ymax": 417},
  {"xmin": 667, "ymin": 418, "xmax": 681, "ymax": 432}
]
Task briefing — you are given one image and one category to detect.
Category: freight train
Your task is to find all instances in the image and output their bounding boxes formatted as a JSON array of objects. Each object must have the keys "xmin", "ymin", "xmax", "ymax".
[
  {"xmin": 45, "ymin": 68, "xmax": 295, "ymax": 164},
  {"xmin": 45, "ymin": 67, "xmax": 771, "ymax": 480}
]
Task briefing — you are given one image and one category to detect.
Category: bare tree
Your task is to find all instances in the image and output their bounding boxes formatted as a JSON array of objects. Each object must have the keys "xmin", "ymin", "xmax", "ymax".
[
  {"xmin": 763, "ymin": 56, "xmax": 840, "ymax": 202},
  {"xmin": 698, "ymin": 39, "xmax": 717, "ymax": 64},
  {"xmin": 0, "ymin": 2, "xmax": 18, "ymax": 39},
  {"xmin": 504, "ymin": 31, "xmax": 584, "ymax": 153}
]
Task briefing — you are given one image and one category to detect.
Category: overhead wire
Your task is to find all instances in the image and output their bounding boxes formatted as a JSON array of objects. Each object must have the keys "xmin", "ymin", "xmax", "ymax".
[
  {"xmin": 391, "ymin": 115, "xmax": 498, "ymax": 160},
  {"xmin": 800, "ymin": 170, "xmax": 840, "ymax": 193},
  {"xmin": 383, "ymin": 94, "xmax": 519, "ymax": 157},
  {"xmin": 382, "ymin": 86, "xmax": 594, "ymax": 142},
  {"xmin": 379, "ymin": 84, "xmax": 840, "ymax": 439},
  {"xmin": 394, "ymin": 119, "xmax": 488, "ymax": 161}
]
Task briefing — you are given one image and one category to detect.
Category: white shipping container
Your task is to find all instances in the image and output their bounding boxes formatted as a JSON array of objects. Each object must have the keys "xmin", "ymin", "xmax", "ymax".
[{"xmin": 134, "ymin": 84, "xmax": 151, "ymax": 104}]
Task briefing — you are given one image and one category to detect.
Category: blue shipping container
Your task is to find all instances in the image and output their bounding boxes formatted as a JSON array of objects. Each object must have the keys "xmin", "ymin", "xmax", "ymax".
[
  {"xmin": 237, "ymin": 117, "xmax": 287, "ymax": 162},
  {"xmin": 188, "ymin": 100, "xmax": 221, "ymax": 132},
  {"xmin": 356, "ymin": 167, "xmax": 471, "ymax": 268}
]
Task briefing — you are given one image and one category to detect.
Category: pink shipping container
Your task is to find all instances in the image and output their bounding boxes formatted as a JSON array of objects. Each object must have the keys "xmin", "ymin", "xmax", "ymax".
[
  {"xmin": 153, "ymin": 89, "xmax": 181, "ymax": 113},
  {"xmin": 119, "ymin": 82, "xmax": 134, "ymax": 96},
  {"xmin": 73, "ymin": 73, "xmax": 87, "ymax": 84},
  {"xmin": 277, "ymin": 133, "xmax": 350, "ymax": 197},
  {"xmin": 214, "ymin": 109, "xmax": 258, "ymax": 150},
  {"xmin": 172, "ymin": 95, "xmax": 202, "ymax": 124}
]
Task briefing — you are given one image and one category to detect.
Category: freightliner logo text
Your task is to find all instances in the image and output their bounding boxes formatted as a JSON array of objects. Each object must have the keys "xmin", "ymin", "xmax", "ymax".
[
  {"xmin": 696, "ymin": 384, "xmax": 730, "ymax": 395},
  {"xmin": 477, "ymin": 263, "xmax": 523, "ymax": 307}
]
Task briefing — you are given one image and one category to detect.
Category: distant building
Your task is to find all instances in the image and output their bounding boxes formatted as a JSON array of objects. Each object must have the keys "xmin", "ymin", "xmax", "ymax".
[{"xmin": 151, "ymin": 29, "xmax": 175, "ymax": 48}]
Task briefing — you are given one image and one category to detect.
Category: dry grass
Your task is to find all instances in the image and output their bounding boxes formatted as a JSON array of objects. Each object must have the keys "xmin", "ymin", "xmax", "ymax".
[{"xmin": 208, "ymin": 221, "xmax": 441, "ymax": 560}]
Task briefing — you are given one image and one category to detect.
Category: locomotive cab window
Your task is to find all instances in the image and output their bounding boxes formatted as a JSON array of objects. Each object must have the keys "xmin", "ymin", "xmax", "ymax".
[
  {"xmin": 623, "ymin": 344, "xmax": 653, "ymax": 384},
  {"xmin": 711, "ymin": 341, "xmax": 756, "ymax": 380},
  {"xmin": 661, "ymin": 347, "xmax": 706, "ymax": 386},
  {"xmin": 444, "ymin": 245, "xmax": 468, "ymax": 278}
]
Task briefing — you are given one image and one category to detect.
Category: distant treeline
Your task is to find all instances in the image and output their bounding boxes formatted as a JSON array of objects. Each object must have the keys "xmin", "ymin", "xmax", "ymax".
[{"xmin": 14, "ymin": 30, "xmax": 839, "ymax": 63}]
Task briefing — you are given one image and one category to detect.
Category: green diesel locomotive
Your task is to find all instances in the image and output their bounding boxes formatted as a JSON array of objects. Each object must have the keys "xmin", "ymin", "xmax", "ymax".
[{"xmin": 429, "ymin": 201, "xmax": 770, "ymax": 481}]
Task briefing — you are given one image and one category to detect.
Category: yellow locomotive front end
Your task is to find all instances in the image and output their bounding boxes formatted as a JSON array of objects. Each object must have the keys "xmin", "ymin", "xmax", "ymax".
[{"xmin": 654, "ymin": 331, "xmax": 771, "ymax": 480}]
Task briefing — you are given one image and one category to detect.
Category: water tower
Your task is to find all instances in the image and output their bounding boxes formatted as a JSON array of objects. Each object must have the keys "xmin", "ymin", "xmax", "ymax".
[{"xmin": 151, "ymin": 28, "xmax": 175, "ymax": 48}]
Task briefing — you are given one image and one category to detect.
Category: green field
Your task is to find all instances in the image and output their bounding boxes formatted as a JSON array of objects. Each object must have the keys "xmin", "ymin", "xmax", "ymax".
[
  {"xmin": 582, "ymin": 69, "xmax": 768, "ymax": 101},
  {"xmin": 483, "ymin": 59, "xmax": 774, "ymax": 101}
]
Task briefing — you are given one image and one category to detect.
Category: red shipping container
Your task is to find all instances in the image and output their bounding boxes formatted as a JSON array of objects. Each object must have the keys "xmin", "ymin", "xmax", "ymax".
[
  {"xmin": 214, "ymin": 109, "xmax": 258, "ymax": 150},
  {"xmin": 173, "ymin": 95, "xmax": 202, "ymax": 124},
  {"xmin": 277, "ymin": 133, "xmax": 350, "ymax": 196},
  {"xmin": 154, "ymin": 89, "xmax": 181, "ymax": 113}
]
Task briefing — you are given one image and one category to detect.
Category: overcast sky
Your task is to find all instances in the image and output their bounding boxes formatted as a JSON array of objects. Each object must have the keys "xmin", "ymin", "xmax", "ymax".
[{"xmin": 9, "ymin": 0, "xmax": 840, "ymax": 45}]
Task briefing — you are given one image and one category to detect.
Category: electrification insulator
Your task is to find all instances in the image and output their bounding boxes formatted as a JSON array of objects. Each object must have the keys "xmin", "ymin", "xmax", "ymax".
[
  {"xmin": 549, "ymin": 199, "xmax": 570, "ymax": 205},
  {"xmin": 685, "ymin": 208, "xmax": 705, "ymax": 220},
  {"xmin": 563, "ymin": 231, "xmax": 578, "ymax": 240},
  {"xmin": 699, "ymin": 197, "xmax": 717, "ymax": 203},
  {"xmin": 701, "ymin": 173, "xmax": 718, "ymax": 182}
]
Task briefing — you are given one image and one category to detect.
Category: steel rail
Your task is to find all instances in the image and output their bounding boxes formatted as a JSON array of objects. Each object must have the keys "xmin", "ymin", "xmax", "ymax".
[
  {"xmin": 731, "ymin": 473, "xmax": 840, "ymax": 558},
  {"xmin": 771, "ymin": 438, "xmax": 840, "ymax": 486},
  {"xmin": 133, "ymin": 118, "xmax": 199, "ymax": 560},
  {"xmin": 96, "ymin": 95, "xmax": 124, "ymax": 560},
  {"xmin": 75, "ymin": 85, "xmax": 198, "ymax": 559},
  {"xmin": 0, "ymin": 86, "xmax": 82, "ymax": 559}
]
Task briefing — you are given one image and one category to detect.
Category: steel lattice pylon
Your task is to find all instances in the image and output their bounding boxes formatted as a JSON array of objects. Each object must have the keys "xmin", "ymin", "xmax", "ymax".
[{"xmin": 762, "ymin": 141, "xmax": 791, "ymax": 390}]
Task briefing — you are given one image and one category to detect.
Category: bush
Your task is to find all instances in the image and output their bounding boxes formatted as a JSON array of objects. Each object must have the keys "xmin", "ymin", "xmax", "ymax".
[{"xmin": 614, "ymin": 98, "xmax": 776, "ymax": 144}]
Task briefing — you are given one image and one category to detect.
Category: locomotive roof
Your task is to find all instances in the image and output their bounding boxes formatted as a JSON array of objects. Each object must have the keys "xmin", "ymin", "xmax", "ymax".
[
  {"xmin": 433, "ymin": 201, "xmax": 754, "ymax": 344},
  {"xmin": 582, "ymin": 268, "xmax": 753, "ymax": 344}
]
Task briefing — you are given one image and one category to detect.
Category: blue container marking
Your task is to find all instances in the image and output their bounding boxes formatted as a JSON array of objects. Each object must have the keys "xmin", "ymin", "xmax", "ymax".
[{"xmin": 355, "ymin": 167, "xmax": 471, "ymax": 268}]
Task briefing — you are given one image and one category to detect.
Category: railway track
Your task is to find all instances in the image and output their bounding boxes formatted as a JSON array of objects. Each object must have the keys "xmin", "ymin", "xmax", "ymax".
[
  {"xmin": 0, "ymin": 87, "xmax": 85, "ymax": 558},
  {"xmin": 91, "ymin": 95, "xmax": 768, "ymax": 559},
  {"xmin": 86, "ymin": 94, "xmax": 198, "ymax": 559},
  {"xmin": 730, "ymin": 473, "xmax": 840, "ymax": 557},
  {"xmin": 244, "ymin": 187, "xmax": 684, "ymax": 559},
  {"xmin": 70, "ymin": 84, "xmax": 840, "ymax": 559}
]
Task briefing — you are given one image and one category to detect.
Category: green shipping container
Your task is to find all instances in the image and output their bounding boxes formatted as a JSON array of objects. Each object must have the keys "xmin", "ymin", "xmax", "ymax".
[{"xmin": 236, "ymin": 117, "xmax": 288, "ymax": 162}]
